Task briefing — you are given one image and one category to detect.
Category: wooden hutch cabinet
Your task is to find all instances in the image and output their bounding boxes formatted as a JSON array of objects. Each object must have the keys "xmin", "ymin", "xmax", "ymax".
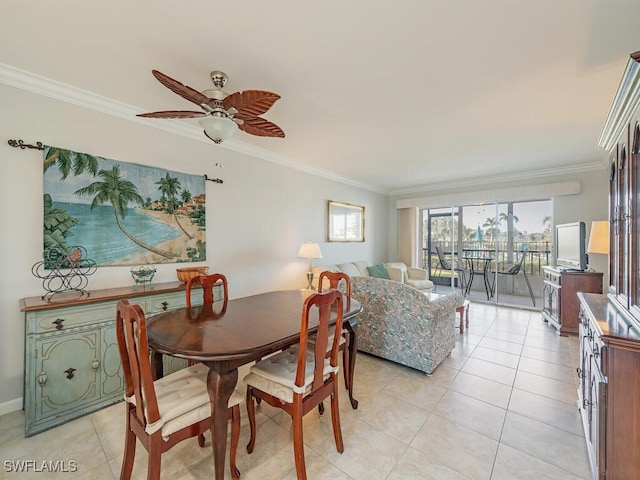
[{"xmin": 576, "ymin": 51, "xmax": 640, "ymax": 480}]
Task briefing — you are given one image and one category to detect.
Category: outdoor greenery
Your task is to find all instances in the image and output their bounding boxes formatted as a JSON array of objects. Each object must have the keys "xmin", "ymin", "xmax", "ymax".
[{"xmin": 425, "ymin": 202, "xmax": 552, "ymax": 275}]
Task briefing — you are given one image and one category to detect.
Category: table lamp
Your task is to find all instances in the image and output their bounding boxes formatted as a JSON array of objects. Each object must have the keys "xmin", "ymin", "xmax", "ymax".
[
  {"xmin": 587, "ymin": 220, "xmax": 609, "ymax": 270},
  {"xmin": 297, "ymin": 241, "xmax": 323, "ymax": 290}
]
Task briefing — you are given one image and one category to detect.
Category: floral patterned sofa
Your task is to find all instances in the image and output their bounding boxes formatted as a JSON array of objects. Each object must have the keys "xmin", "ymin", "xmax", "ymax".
[{"xmin": 350, "ymin": 276, "xmax": 462, "ymax": 374}]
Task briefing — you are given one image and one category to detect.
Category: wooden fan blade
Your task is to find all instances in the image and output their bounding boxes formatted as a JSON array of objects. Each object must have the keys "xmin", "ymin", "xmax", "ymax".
[
  {"xmin": 223, "ymin": 90, "xmax": 281, "ymax": 118},
  {"xmin": 238, "ymin": 116, "xmax": 285, "ymax": 138},
  {"xmin": 151, "ymin": 70, "xmax": 211, "ymax": 107},
  {"xmin": 137, "ymin": 110, "xmax": 207, "ymax": 119}
]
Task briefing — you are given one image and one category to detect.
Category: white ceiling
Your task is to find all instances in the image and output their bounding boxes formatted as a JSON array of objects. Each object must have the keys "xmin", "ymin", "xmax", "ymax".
[{"xmin": 2, "ymin": 1, "xmax": 639, "ymax": 194}]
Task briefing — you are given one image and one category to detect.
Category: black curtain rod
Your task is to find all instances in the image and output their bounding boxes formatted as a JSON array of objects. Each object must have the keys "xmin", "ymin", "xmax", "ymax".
[
  {"xmin": 8, "ymin": 139, "xmax": 224, "ymax": 184},
  {"xmin": 8, "ymin": 139, "xmax": 44, "ymax": 150}
]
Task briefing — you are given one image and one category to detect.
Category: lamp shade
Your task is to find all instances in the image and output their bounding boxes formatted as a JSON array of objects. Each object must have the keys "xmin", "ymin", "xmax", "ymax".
[
  {"xmin": 198, "ymin": 115, "xmax": 238, "ymax": 144},
  {"xmin": 587, "ymin": 221, "xmax": 610, "ymax": 255},
  {"xmin": 297, "ymin": 241, "xmax": 323, "ymax": 259}
]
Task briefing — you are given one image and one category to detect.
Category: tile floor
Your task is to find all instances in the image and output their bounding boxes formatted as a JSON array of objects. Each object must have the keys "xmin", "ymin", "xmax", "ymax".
[{"xmin": 0, "ymin": 302, "xmax": 592, "ymax": 479}]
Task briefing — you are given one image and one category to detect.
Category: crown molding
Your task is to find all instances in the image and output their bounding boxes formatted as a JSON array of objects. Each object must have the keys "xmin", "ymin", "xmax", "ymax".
[
  {"xmin": 388, "ymin": 161, "xmax": 607, "ymax": 197},
  {"xmin": 598, "ymin": 52, "xmax": 640, "ymax": 151},
  {"xmin": 0, "ymin": 63, "xmax": 384, "ymax": 194}
]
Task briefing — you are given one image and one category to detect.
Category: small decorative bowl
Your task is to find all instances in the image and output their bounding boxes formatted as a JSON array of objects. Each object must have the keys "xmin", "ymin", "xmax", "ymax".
[
  {"xmin": 130, "ymin": 265, "xmax": 157, "ymax": 290},
  {"xmin": 176, "ymin": 266, "xmax": 209, "ymax": 283}
]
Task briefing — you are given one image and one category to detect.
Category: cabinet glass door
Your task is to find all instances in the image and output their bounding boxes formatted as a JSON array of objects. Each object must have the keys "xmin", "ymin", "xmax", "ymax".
[
  {"xmin": 632, "ymin": 117, "xmax": 640, "ymax": 309},
  {"xmin": 610, "ymin": 149, "xmax": 622, "ymax": 297}
]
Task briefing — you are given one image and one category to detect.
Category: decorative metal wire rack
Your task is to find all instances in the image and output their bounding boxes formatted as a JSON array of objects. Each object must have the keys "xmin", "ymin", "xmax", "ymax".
[{"xmin": 32, "ymin": 246, "xmax": 97, "ymax": 301}]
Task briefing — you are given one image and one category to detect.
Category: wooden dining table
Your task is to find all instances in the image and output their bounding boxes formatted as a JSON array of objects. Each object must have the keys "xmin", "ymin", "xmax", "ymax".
[{"xmin": 145, "ymin": 289, "xmax": 363, "ymax": 480}]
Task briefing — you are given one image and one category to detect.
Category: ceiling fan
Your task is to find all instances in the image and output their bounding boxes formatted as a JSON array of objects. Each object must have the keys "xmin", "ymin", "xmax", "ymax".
[{"xmin": 137, "ymin": 69, "xmax": 285, "ymax": 144}]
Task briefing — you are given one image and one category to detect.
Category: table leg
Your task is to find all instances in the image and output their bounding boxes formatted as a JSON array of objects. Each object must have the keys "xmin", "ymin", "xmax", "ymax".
[
  {"xmin": 205, "ymin": 364, "xmax": 238, "ymax": 480},
  {"xmin": 344, "ymin": 317, "xmax": 359, "ymax": 409},
  {"xmin": 150, "ymin": 350, "xmax": 164, "ymax": 380}
]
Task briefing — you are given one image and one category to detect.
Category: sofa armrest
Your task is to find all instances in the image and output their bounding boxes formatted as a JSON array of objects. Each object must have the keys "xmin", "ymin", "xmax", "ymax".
[
  {"xmin": 407, "ymin": 267, "xmax": 428, "ymax": 280},
  {"xmin": 429, "ymin": 292, "xmax": 464, "ymax": 310},
  {"xmin": 385, "ymin": 266, "xmax": 404, "ymax": 283}
]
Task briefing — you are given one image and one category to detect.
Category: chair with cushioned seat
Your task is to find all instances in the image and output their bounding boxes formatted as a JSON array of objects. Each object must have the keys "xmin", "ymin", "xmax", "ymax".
[
  {"xmin": 186, "ymin": 273, "xmax": 229, "ymax": 309},
  {"xmin": 244, "ymin": 290, "xmax": 345, "ymax": 480},
  {"xmin": 384, "ymin": 261, "xmax": 434, "ymax": 291},
  {"xmin": 185, "ymin": 273, "xmax": 229, "ymax": 366},
  {"xmin": 313, "ymin": 271, "xmax": 352, "ymax": 412},
  {"xmin": 115, "ymin": 299, "xmax": 243, "ymax": 480}
]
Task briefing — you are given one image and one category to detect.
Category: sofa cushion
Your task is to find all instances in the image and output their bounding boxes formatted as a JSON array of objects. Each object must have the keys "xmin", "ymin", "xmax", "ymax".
[
  {"xmin": 367, "ymin": 264, "xmax": 390, "ymax": 279},
  {"xmin": 406, "ymin": 278, "xmax": 435, "ymax": 290},
  {"xmin": 336, "ymin": 262, "xmax": 362, "ymax": 278},
  {"xmin": 352, "ymin": 261, "xmax": 372, "ymax": 277}
]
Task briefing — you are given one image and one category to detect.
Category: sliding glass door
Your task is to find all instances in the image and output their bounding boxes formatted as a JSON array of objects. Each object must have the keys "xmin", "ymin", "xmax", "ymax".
[
  {"xmin": 424, "ymin": 207, "xmax": 462, "ymax": 290},
  {"xmin": 422, "ymin": 200, "xmax": 551, "ymax": 307}
]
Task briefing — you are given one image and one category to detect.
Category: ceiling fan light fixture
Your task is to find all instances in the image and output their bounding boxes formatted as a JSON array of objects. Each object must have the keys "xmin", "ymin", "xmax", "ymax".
[{"xmin": 199, "ymin": 115, "xmax": 238, "ymax": 144}]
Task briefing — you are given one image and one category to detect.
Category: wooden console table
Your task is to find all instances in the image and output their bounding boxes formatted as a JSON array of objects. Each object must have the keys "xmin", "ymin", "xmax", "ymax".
[
  {"xmin": 20, "ymin": 281, "xmax": 212, "ymax": 436},
  {"xmin": 541, "ymin": 266, "xmax": 602, "ymax": 335}
]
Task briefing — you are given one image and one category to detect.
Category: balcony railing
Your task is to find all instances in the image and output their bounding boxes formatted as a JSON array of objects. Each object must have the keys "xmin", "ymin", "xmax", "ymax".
[{"xmin": 424, "ymin": 240, "xmax": 551, "ymax": 275}]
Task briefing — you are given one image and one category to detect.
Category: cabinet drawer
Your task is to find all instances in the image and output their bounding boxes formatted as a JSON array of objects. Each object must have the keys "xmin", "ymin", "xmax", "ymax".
[
  {"xmin": 143, "ymin": 287, "xmax": 216, "ymax": 315},
  {"xmin": 27, "ymin": 302, "xmax": 118, "ymax": 334},
  {"xmin": 544, "ymin": 270, "xmax": 561, "ymax": 285},
  {"xmin": 144, "ymin": 291, "xmax": 194, "ymax": 314}
]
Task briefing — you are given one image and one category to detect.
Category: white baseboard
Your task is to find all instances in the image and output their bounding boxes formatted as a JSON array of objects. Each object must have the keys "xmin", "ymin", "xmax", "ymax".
[{"xmin": 0, "ymin": 397, "xmax": 22, "ymax": 417}]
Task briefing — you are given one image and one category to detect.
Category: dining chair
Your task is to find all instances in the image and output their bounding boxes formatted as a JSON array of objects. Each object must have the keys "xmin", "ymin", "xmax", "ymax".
[
  {"xmin": 434, "ymin": 245, "xmax": 467, "ymax": 294},
  {"xmin": 185, "ymin": 273, "xmax": 229, "ymax": 367},
  {"xmin": 314, "ymin": 271, "xmax": 351, "ymax": 413},
  {"xmin": 497, "ymin": 250, "xmax": 536, "ymax": 306},
  {"xmin": 115, "ymin": 299, "xmax": 243, "ymax": 480},
  {"xmin": 244, "ymin": 289, "xmax": 345, "ymax": 480},
  {"xmin": 186, "ymin": 273, "xmax": 229, "ymax": 309}
]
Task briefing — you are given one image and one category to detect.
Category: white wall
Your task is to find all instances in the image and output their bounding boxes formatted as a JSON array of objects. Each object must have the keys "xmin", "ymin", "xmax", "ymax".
[{"xmin": 0, "ymin": 84, "xmax": 389, "ymax": 410}]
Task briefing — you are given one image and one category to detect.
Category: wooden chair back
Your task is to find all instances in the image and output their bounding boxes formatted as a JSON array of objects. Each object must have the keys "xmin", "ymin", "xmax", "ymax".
[
  {"xmin": 186, "ymin": 273, "xmax": 228, "ymax": 308},
  {"xmin": 297, "ymin": 289, "xmax": 344, "ymax": 393},
  {"xmin": 245, "ymin": 289, "xmax": 345, "ymax": 479},
  {"xmin": 115, "ymin": 299, "xmax": 242, "ymax": 480},
  {"xmin": 318, "ymin": 271, "xmax": 350, "ymax": 308},
  {"xmin": 115, "ymin": 299, "xmax": 161, "ymax": 431}
]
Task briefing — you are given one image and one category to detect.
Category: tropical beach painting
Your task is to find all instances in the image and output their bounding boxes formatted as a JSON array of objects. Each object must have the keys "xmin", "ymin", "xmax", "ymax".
[{"xmin": 42, "ymin": 145, "xmax": 206, "ymax": 266}]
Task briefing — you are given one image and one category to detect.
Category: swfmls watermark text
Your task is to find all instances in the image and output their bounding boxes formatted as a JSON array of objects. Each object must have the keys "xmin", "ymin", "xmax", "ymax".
[{"xmin": 4, "ymin": 460, "xmax": 78, "ymax": 473}]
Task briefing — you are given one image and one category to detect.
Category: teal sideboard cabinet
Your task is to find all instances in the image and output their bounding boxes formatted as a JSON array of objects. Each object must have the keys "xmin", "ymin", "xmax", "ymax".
[{"xmin": 20, "ymin": 281, "xmax": 214, "ymax": 436}]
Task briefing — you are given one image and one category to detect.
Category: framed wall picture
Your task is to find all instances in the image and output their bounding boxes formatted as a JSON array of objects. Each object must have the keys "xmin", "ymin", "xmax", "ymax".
[
  {"xmin": 42, "ymin": 145, "xmax": 206, "ymax": 266},
  {"xmin": 328, "ymin": 201, "xmax": 365, "ymax": 242}
]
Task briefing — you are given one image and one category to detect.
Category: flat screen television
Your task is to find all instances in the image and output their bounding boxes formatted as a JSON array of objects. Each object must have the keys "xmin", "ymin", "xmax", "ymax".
[{"xmin": 555, "ymin": 221, "xmax": 587, "ymax": 271}]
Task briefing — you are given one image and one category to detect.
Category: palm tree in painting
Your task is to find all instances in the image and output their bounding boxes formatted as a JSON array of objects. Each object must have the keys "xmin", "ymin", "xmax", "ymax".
[
  {"xmin": 156, "ymin": 173, "xmax": 193, "ymax": 239},
  {"xmin": 181, "ymin": 189, "xmax": 192, "ymax": 204},
  {"xmin": 43, "ymin": 146, "xmax": 99, "ymax": 179},
  {"xmin": 43, "ymin": 193, "xmax": 79, "ymax": 250},
  {"xmin": 74, "ymin": 165, "xmax": 175, "ymax": 259}
]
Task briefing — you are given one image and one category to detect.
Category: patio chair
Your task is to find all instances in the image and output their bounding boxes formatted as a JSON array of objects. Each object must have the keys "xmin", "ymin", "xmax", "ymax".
[
  {"xmin": 496, "ymin": 251, "xmax": 535, "ymax": 306},
  {"xmin": 434, "ymin": 245, "xmax": 467, "ymax": 294}
]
